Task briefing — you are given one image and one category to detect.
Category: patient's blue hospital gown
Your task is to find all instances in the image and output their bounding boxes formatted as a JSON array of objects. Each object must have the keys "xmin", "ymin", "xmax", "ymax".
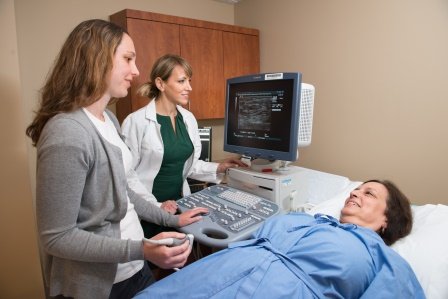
[{"xmin": 135, "ymin": 213, "xmax": 425, "ymax": 299}]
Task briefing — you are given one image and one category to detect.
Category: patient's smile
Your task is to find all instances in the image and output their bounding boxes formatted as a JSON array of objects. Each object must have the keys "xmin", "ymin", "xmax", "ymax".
[{"xmin": 346, "ymin": 199, "xmax": 360, "ymax": 207}]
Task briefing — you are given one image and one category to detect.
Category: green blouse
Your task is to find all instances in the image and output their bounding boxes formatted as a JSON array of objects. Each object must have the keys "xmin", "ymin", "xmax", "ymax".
[
  {"xmin": 152, "ymin": 112, "xmax": 194, "ymax": 202},
  {"xmin": 141, "ymin": 112, "xmax": 194, "ymax": 238}
]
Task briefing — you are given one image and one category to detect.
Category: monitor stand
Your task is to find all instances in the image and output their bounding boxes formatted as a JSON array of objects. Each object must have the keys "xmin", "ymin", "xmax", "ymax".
[
  {"xmin": 249, "ymin": 159, "xmax": 292, "ymax": 173},
  {"xmin": 250, "ymin": 159, "xmax": 280, "ymax": 172}
]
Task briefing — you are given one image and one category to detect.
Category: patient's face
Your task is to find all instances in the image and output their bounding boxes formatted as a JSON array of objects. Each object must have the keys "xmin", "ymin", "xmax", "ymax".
[{"xmin": 339, "ymin": 182, "xmax": 388, "ymax": 232}]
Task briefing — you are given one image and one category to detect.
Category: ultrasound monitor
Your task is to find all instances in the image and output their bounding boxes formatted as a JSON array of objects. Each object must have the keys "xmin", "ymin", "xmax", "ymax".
[{"xmin": 224, "ymin": 72, "xmax": 302, "ymax": 165}]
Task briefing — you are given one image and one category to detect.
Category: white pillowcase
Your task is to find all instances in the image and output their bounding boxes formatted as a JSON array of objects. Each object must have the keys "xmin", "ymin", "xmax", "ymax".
[
  {"xmin": 307, "ymin": 180, "xmax": 362, "ymax": 218},
  {"xmin": 392, "ymin": 204, "xmax": 448, "ymax": 299},
  {"xmin": 308, "ymin": 183, "xmax": 448, "ymax": 299}
]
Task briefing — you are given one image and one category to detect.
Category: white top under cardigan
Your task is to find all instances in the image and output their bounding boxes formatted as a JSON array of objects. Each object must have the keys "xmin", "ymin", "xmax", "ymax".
[{"xmin": 84, "ymin": 108, "xmax": 144, "ymax": 283}]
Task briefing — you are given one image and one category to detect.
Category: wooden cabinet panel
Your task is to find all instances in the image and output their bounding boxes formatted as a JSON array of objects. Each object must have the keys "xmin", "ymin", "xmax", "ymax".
[
  {"xmin": 128, "ymin": 19, "xmax": 180, "ymax": 108},
  {"xmin": 110, "ymin": 9, "xmax": 259, "ymax": 123},
  {"xmin": 180, "ymin": 26, "xmax": 224, "ymax": 119},
  {"xmin": 115, "ymin": 19, "xmax": 180, "ymax": 122},
  {"xmin": 223, "ymin": 32, "xmax": 260, "ymax": 80}
]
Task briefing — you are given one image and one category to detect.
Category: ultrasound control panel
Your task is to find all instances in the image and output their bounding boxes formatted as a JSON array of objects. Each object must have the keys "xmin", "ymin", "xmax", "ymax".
[{"xmin": 177, "ymin": 184, "xmax": 280, "ymax": 248}]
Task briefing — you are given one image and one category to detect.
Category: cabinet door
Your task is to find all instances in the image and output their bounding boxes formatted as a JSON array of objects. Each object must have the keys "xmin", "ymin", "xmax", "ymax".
[
  {"xmin": 111, "ymin": 9, "xmax": 259, "ymax": 122},
  {"xmin": 180, "ymin": 26, "xmax": 224, "ymax": 119},
  {"xmin": 128, "ymin": 18, "xmax": 180, "ymax": 110},
  {"xmin": 223, "ymin": 32, "xmax": 260, "ymax": 80},
  {"xmin": 116, "ymin": 19, "xmax": 180, "ymax": 122}
]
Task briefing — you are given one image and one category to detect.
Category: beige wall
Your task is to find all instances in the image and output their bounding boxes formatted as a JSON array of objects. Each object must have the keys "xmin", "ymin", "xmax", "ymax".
[
  {"xmin": 1, "ymin": 1, "xmax": 45, "ymax": 297},
  {"xmin": 3, "ymin": 0, "xmax": 447, "ymax": 296},
  {"xmin": 236, "ymin": 0, "xmax": 448, "ymax": 205}
]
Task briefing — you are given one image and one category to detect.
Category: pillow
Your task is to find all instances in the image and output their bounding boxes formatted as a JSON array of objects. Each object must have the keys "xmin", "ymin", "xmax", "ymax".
[
  {"xmin": 307, "ymin": 180, "xmax": 362, "ymax": 218},
  {"xmin": 308, "ymin": 183, "xmax": 448, "ymax": 299},
  {"xmin": 391, "ymin": 204, "xmax": 448, "ymax": 299}
]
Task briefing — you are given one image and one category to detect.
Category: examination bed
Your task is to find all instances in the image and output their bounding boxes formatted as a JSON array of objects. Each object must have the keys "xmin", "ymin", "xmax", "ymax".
[{"xmin": 140, "ymin": 169, "xmax": 448, "ymax": 299}]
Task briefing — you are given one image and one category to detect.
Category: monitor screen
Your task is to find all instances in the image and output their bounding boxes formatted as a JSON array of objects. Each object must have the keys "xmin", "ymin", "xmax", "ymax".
[{"xmin": 224, "ymin": 72, "xmax": 302, "ymax": 162}]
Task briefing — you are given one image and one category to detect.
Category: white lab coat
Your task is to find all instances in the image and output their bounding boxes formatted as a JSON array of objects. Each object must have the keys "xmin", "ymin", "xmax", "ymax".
[{"xmin": 122, "ymin": 99, "xmax": 222, "ymax": 206}]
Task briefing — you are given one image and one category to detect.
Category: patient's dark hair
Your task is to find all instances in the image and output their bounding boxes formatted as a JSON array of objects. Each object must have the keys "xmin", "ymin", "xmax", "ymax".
[{"xmin": 366, "ymin": 179, "xmax": 413, "ymax": 245}]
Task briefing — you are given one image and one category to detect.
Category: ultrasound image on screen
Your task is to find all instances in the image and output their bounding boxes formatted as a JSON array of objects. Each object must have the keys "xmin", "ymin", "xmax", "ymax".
[{"xmin": 238, "ymin": 95, "xmax": 272, "ymax": 131}]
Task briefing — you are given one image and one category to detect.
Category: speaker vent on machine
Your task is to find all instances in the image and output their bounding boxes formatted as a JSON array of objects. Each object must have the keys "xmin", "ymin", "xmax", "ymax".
[{"xmin": 298, "ymin": 83, "xmax": 315, "ymax": 147}]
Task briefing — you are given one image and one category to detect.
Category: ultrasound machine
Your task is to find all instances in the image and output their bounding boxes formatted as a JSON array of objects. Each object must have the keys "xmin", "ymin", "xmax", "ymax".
[{"xmin": 178, "ymin": 72, "xmax": 315, "ymax": 248}]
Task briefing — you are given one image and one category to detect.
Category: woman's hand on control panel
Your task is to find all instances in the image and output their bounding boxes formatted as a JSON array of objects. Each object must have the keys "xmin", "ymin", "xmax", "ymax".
[{"xmin": 178, "ymin": 207, "xmax": 209, "ymax": 227}]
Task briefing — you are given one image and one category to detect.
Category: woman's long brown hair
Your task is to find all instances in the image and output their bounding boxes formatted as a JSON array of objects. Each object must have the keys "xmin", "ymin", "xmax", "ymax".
[{"xmin": 26, "ymin": 19, "xmax": 126, "ymax": 146}]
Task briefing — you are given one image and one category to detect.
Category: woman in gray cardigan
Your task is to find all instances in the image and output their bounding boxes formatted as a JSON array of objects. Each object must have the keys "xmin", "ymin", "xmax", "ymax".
[{"xmin": 26, "ymin": 19, "xmax": 207, "ymax": 299}]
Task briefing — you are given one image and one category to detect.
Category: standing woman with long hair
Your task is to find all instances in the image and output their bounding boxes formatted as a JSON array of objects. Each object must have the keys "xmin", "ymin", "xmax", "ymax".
[{"xmin": 26, "ymin": 19, "xmax": 206, "ymax": 299}]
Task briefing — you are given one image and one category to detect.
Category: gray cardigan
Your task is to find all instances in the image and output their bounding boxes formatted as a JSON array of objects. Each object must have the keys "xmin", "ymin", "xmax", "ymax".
[{"xmin": 36, "ymin": 109, "xmax": 179, "ymax": 298}]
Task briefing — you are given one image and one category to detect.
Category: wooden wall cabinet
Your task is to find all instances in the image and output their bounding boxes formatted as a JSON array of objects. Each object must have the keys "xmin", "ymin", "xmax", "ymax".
[{"xmin": 110, "ymin": 9, "xmax": 260, "ymax": 123}]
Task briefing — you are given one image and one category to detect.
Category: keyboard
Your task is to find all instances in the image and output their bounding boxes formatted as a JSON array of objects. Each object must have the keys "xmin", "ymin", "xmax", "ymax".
[
  {"xmin": 177, "ymin": 184, "xmax": 280, "ymax": 248},
  {"xmin": 218, "ymin": 189, "xmax": 262, "ymax": 208}
]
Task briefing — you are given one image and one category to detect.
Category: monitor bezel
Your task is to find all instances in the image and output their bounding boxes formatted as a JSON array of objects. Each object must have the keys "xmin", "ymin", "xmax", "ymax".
[{"xmin": 223, "ymin": 72, "xmax": 302, "ymax": 162}]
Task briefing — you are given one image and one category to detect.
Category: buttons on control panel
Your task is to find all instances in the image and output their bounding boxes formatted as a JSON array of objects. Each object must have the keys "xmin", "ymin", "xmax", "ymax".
[{"xmin": 177, "ymin": 185, "xmax": 279, "ymax": 242}]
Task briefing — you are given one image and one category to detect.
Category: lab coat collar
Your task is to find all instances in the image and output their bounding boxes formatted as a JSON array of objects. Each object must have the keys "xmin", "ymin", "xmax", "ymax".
[
  {"xmin": 144, "ymin": 98, "xmax": 190, "ymax": 124},
  {"xmin": 144, "ymin": 99, "xmax": 158, "ymax": 122}
]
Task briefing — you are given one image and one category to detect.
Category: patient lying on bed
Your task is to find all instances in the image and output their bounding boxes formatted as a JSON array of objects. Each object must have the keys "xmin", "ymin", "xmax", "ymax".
[{"xmin": 135, "ymin": 180, "xmax": 426, "ymax": 299}]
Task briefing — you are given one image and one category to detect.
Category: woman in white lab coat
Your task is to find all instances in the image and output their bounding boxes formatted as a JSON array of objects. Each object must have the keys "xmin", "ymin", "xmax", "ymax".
[{"xmin": 122, "ymin": 54, "xmax": 246, "ymax": 238}]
